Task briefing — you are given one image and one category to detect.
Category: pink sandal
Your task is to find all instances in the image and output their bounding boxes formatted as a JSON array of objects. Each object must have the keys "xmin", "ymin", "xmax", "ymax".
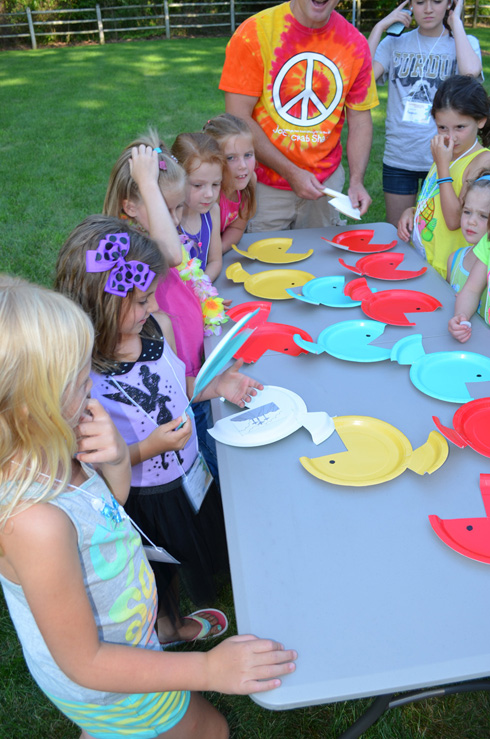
[{"xmin": 159, "ymin": 607, "xmax": 228, "ymax": 648}]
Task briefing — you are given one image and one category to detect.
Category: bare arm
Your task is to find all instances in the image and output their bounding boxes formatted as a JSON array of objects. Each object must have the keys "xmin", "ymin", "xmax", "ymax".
[
  {"xmin": 448, "ymin": 0, "xmax": 482, "ymax": 77},
  {"xmin": 345, "ymin": 107, "xmax": 373, "ymax": 215},
  {"xmin": 225, "ymin": 92, "xmax": 326, "ymax": 200},
  {"xmin": 448, "ymin": 257, "xmax": 487, "ymax": 342},
  {"xmin": 194, "ymin": 358, "xmax": 264, "ymax": 407},
  {"xmin": 152, "ymin": 309, "xmax": 177, "ymax": 355},
  {"xmin": 75, "ymin": 399, "xmax": 131, "ymax": 505},
  {"xmin": 2, "ymin": 505, "xmax": 296, "ymax": 695},
  {"xmin": 446, "ymin": 250, "xmax": 456, "ymax": 283},
  {"xmin": 221, "ymin": 215, "xmax": 249, "ymax": 252},
  {"xmin": 430, "ymin": 135, "xmax": 462, "ymax": 230},
  {"xmin": 221, "ymin": 173, "xmax": 257, "ymax": 252},
  {"xmin": 129, "ymin": 146, "xmax": 182, "ymax": 268},
  {"xmin": 367, "ymin": 0, "xmax": 411, "ymax": 79},
  {"xmin": 204, "ymin": 204, "xmax": 223, "ymax": 281},
  {"xmin": 397, "ymin": 206, "xmax": 415, "ymax": 242}
]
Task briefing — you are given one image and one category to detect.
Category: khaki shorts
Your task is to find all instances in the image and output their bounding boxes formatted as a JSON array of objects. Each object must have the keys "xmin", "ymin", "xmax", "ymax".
[{"xmin": 247, "ymin": 164, "xmax": 346, "ymax": 232}]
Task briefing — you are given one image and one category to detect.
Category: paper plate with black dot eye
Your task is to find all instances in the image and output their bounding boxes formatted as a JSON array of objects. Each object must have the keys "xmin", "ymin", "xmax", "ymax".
[
  {"xmin": 344, "ymin": 278, "xmax": 441, "ymax": 326},
  {"xmin": 429, "ymin": 474, "xmax": 490, "ymax": 564},
  {"xmin": 294, "ymin": 319, "xmax": 391, "ymax": 362},
  {"xmin": 300, "ymin": 416, "xmax": 447, "ymax": 486},
  {"xmin": 226, "ymin": 262, "xmax": 315, "ymax": 300}
]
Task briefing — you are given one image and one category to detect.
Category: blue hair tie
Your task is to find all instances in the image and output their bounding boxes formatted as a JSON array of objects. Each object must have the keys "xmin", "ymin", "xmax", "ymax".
[
  {"xmin": 153, "ymin": 147, "xmax": 162, "ymax": 153},
  {"xmin": 476, "ymin": 174, "xmax": 490, "ymax": 182}
]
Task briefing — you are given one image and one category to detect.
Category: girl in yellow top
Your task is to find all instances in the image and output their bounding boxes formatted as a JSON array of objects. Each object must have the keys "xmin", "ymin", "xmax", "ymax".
[{"xmin": 398, "ymin": 75, "xmax": 490, "ymax": 278}]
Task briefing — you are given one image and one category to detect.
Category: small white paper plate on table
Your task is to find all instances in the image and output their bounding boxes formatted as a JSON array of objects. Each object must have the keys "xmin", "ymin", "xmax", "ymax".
[{"xmin": 208, "ymin": 385, "xmax": 334, "ymax": 447}]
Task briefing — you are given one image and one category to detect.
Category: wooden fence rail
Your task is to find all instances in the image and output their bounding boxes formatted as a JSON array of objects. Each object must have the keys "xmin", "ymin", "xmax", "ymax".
[{"xmin": 1, "ymin": 0, "xmax": 488, "ymax": 49}]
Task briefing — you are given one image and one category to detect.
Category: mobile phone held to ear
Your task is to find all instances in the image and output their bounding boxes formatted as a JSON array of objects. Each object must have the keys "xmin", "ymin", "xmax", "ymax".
[{"xmin": 386, "ymin": 8, "xmax": 412, "ymax": 36}]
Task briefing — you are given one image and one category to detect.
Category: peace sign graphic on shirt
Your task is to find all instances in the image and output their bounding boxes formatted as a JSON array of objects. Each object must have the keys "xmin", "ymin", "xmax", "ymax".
[{"xmin": 272, "ymin": 52, "xmax": 343, "ymax": 127}]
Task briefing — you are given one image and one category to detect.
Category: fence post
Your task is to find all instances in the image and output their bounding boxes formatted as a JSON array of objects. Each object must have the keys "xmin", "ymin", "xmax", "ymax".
[
  {"xmin": 355, "ymin": 0, "xmax": 361, "ymax": 28},
  {"xmin": 230, "ymin": 0, "xmax": 235, "ymax": 32},
  {"xmin": 351, "ymin": 0, "xmax": 356, "ymax": 27},
  {"xmin": 473, "ymin": 0, "xmax": 478, "ymax": 27},
  {"xmin": 26, "ymin": 7, "xmax": 37, "ymax": 49},
  {"xmin": 96, "ymin": 4, "xmax": 105, "ymax": 44},
  {"xmin": 164, "ymin": 0, "xmax": 170, "ymax": 39}
]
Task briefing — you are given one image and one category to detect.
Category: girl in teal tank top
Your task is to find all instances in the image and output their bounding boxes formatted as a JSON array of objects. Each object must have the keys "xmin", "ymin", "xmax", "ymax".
[
  {"xmin": 0, "ymin": 275, "xmax": 297, "ymax": 739},
  {"xmin": 447, "ymin": 172, "xmax": 490, "ymax": 324}
]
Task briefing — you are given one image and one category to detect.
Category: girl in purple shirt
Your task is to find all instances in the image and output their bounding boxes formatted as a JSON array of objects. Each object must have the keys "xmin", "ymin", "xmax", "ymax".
[{"xmin": 55, "ymin": 215, "xmax": 262, "ymax": 647}]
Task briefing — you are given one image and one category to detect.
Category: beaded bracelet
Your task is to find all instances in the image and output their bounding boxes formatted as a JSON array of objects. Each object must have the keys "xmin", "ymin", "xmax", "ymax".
[{"xmin": 436, "ymin": 177, "xmax": 453, "ymax": 185}]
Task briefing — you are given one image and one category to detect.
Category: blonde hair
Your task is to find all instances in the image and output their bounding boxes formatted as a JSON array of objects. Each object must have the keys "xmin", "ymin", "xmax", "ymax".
[
  {"xmin": 462, "ymin": 169, "xmax": 490, "ymax": 235},
  {"xmin": 55, "ymin": 214, "xmax": 166, "ymax": 373},
  {"xmin": 103, "ymin": 128, "xmax": 186, "ymax": 217},
  {"xmin": 171, "ymin": 131, "xmax": 225, "ymax": 179},
  {"xmin": 203, "ymin": 114, "xmax": 257, "ymax": 222},
  {"xmin": 0, "ymin": 275, "xmax": 94, "ymax": 530}
]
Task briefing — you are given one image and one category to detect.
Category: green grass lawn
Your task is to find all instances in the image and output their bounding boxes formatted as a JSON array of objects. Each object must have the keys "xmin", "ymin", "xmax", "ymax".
[{"xmin": 2, "ymin": 27, "xmax": 490, "ymax": 739}]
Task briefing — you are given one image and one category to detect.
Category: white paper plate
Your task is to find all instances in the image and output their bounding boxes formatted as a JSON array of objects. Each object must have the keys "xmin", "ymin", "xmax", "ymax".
[{"xmin": 208, "ymin": 385, "xmax": 334, "ymax": 447}]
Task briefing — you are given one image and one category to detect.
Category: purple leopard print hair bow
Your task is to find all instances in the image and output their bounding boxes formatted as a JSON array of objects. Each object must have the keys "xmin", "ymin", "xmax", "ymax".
[{"xmin": 85, "ymin": 233, "xmax": 155, "ymax": 297}]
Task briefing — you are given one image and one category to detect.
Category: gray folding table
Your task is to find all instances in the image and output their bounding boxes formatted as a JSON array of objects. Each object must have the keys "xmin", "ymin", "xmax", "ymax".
[{"xmin": 207, "ymin": 224, "xmax": 490, "ymax": 731}]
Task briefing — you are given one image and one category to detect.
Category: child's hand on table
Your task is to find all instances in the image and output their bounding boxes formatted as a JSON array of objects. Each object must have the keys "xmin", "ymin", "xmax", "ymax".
[
  {"xmin": 448, "ymin": 314, "xmax": 472, "ymax": 343},
  {"xmin": 397, "ymin": 207, "xmax": 415, "ymax": 242},
  {"xmin": 204, "ymin": 634, "xmax": 297, "ymax": 695}
]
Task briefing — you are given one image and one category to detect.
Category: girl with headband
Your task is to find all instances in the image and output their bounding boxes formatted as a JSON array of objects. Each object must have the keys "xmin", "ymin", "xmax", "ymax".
[
  {"xmin": 55, "ymin": 215, "xmax": 263, "ymax": 648},
  {"xmin": 0, "ymin": 275, "xmax": 295, "ymax": 739}
]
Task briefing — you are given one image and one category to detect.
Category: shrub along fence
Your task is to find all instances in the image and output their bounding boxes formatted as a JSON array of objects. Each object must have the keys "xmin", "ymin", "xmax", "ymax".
[{"xmin": 0, "ymin": 0, "xmax": 488, "ymax": 49}]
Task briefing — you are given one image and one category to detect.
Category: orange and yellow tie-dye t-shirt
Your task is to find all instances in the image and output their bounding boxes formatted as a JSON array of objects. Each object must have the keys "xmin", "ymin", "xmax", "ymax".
[{"xmin": 220, "ymin": 3, "xmax": 378, "ymax": 190}]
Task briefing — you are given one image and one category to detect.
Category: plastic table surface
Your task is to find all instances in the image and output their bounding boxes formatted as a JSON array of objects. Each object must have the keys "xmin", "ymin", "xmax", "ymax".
[{"xmin": 207, "ymin": 223, "xmax": 490, "ymax": 710}]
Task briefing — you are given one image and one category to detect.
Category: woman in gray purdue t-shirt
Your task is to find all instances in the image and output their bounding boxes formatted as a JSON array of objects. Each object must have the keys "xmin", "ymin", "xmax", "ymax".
[{"xmin": 368, "ymin": 0, "xmax": 482, "ymax": 227}]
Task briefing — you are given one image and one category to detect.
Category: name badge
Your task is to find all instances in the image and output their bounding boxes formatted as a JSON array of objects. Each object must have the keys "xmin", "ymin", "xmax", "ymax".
[
  {"xmin": 182, "ymin": 452, "xmax": 213, "ymax": 513},
  {"xmin": 402, "ymin": 101, "xmax": 432, "ymax": 125},
  {"xmin": 144, "ymin": 545, "xmax": 180, "ymax": 564}
]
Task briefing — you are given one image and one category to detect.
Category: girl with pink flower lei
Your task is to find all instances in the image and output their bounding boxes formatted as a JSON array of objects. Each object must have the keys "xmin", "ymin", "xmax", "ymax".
[{"xmin": 103, "ymin": 131, "xmax": 228, "ymax": 484}]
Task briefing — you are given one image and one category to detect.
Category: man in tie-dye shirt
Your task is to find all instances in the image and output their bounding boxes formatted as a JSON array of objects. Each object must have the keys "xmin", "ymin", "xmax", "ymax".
[{"xmin": 220, "ymin": 0, "xmax": 378, "ymax": 231}]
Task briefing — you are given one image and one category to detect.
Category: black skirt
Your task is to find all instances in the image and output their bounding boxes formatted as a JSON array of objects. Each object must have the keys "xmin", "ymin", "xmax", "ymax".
[{"xmin": 124, "ymin": 476, "xmax": 229, "ymax": 612}]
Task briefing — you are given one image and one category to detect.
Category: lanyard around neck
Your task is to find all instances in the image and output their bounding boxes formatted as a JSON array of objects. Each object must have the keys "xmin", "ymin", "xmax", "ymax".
[
  {"xmin": 411, "ymin": 28, "xmax": 446, "ymax": 102},
  {"xmin": 450, "ymin": 139, "xmax": 478, "ymax": 168}
]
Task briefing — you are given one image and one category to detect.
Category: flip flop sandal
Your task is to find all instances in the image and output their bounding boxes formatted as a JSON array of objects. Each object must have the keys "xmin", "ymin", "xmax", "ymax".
[
  {"xmin": 160, "ymin": 607, "xmax": 228, "ymax": 648},
  {"xmin": 190, "ymin": 608, "xmax": 228, "ymax": 640}
]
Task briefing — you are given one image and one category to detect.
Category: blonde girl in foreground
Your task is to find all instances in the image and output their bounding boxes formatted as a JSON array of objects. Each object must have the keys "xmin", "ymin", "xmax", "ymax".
[{"xmin": 0, "ymin": 275, "xmax": 296, "ymax": 739}]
